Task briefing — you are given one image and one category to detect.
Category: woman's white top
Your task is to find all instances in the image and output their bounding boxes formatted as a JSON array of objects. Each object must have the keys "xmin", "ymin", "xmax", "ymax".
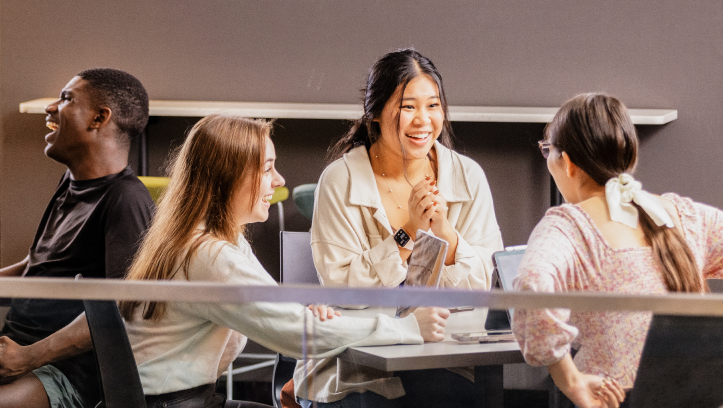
[{"xmin": 125, "ymin": 235, "xmax": 423, "ymax": 395}]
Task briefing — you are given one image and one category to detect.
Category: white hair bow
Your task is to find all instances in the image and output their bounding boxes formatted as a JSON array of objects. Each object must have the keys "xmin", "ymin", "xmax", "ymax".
[{"xmin": 605, "ymin": 173, "xmax": 674, "ymax": 229}]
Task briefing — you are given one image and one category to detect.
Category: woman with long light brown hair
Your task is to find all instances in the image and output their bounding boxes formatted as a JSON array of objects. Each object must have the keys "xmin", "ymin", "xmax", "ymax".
[
  {"xmin": 119, "ymin": 114, "xmax": 449, "ymax": 408},
  {"xmin": 512, "ymin": 93, "xmax": 723, "ymax": 408}
]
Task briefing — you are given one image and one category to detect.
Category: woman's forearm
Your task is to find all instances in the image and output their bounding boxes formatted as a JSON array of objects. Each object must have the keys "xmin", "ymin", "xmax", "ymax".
[
  {"xmin": 548, "ymin": 353, "xmax": 582, "ymax": 393},
  {"xmin": 547, "ymin": 354, "xmax": 625, "ymax": 408}
]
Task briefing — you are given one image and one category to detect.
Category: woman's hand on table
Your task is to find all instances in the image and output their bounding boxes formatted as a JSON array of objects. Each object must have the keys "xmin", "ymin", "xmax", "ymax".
[
  {"xmin": 308, "ymin": 304, "xmax": 341, "ymax": 321},
  {"xmin": 413, "ymin": 307, "xmax": 450, "ymax": 342}
]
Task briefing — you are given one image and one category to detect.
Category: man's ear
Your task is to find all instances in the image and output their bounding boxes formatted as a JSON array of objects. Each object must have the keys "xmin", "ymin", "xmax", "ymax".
[
  {"xmin": 90, "ymin": 107, "xmax": 112, "ymax": 130},
  {"xmin": 561, "ymin": 152, "xmax": 578, "ymax": 178}
]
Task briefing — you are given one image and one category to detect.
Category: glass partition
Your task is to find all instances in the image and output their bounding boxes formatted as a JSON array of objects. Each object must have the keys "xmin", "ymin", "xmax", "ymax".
[{"xmin": 2, "ymin": 278, "xmax": 723, "ymax": 407}]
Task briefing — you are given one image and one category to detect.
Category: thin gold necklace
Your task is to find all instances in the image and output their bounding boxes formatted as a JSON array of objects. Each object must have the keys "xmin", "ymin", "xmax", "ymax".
[{"xmin": 374, "ymin": 154, "xmax": 433, "ymax": 211}]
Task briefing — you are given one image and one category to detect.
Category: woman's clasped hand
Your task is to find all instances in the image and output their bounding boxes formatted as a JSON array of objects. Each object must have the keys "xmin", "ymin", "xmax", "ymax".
[
  {"xmin": 403, "ymin": 177, "xmax": 458, "ymax": 266},
  {"xmin": 403, "ymin": 177, "xmax": 437, "ymax": 237}
]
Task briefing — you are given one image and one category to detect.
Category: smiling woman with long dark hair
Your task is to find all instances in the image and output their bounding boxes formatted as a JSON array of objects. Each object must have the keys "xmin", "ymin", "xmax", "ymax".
[{"xmin": 296, "ymin": 48, "xmax": 504, "ymax": 408}]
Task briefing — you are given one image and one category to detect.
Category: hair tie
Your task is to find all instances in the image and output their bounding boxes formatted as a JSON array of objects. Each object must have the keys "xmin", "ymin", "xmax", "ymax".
[{"xmin": 605, "ymin": 173, "xmax": 674, "ymax": 229}]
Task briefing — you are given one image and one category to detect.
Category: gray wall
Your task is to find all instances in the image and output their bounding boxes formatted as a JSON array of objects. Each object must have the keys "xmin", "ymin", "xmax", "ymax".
[{"xmin": 1, "ymin": 1, "xmax": 722, "ymax": 277}]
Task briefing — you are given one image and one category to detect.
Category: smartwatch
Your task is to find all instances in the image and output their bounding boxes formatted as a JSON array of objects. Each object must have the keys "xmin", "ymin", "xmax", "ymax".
[{"xmin": 393, "ymin": 228, "xmax": 415, "ymax": 250}]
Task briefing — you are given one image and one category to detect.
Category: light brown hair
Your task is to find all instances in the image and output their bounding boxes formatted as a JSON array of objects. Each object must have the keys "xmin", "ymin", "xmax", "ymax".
[
  {"xmin": 119, "ymin": 114, "xmax": 271, "ymax": 321},
  {"xmin": 546, "ymin": 93, "xmax": 705, "ymax": 293}
]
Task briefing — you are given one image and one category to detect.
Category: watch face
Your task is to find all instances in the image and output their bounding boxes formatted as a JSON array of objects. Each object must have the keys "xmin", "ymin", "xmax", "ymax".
[{"xmin": 394, "ymin": 229, "xmax": 410, "ymax": 247}]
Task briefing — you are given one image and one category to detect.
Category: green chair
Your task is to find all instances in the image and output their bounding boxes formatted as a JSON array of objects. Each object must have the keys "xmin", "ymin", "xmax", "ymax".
[
  {"xmin": 292, "ymin": 184, "xmax": 317, "ymax": 221},
  {"xmin": 269, "ymin": 186, "xmax": 289, "ymax": 231},
  {"xmin": 138, "ymin": 176, "xmax": 170, "ymax": 203},
  {"xmin": 139, "ymin": 178, "xmax": 288, "ymax": 231}
]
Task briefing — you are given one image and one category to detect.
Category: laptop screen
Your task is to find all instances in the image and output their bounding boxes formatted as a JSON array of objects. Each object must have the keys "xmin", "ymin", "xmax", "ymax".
[
  {"xmin": 485, "ymin": 249, "xmax": 526, "ymax": 329},
  {"xmin": 494, "ymin": 249, "xmax": 525, "ymax": 293}
]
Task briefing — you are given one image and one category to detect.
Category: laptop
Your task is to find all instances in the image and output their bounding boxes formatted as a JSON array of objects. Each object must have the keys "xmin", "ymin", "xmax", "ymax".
[
  {"xmin": 488, "ymin": 248, "xmax": 526, "ymax": 325},
  {"xmin": 451, "ymin": 248, "xmax": 526, "ymax": 343}
]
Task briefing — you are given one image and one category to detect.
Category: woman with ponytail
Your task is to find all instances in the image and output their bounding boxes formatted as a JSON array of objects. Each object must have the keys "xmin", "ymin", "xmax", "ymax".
[
  {"xmin": 297, "ymin": 49, "xmax": 503, "ymax": 407},
  {"xmin": 512, "ymin": 93, "xmax": 723, "ymax": 408}
]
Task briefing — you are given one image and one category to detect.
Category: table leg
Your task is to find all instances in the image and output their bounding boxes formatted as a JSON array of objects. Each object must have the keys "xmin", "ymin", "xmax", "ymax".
[{"xmin": 475, "ymin": 365, "xmax": 504, "ymax": 408}]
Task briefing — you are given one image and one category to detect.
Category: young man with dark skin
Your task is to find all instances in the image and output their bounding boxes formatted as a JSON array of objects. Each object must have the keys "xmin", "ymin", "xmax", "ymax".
[{"xmin": 0, "ymin": 68, "xmax": 155, "ymax": 408}]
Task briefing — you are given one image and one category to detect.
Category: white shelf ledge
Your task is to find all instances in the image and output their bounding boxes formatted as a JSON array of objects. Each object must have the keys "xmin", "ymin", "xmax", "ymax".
[{"xmin": 19, "ymin": 98, "xmax": 677, "ymax": 125}]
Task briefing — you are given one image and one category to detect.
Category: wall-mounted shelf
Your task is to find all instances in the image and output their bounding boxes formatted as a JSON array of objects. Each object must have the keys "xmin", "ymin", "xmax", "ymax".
[{"xmin": 19, "ymin": 98, "xmax": 677, "ymax": 125}]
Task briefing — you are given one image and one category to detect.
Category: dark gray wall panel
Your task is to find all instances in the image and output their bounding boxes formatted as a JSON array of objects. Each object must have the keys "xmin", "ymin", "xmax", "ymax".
[{"xmin": 2, "ymin": 1, "xmax": 722, "ymax": 275}]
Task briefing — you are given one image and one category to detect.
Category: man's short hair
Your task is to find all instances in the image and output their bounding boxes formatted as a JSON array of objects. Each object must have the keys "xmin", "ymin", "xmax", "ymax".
[{"xmin": 76, "ymin": 68, "xmax": 149, "ymax": 147}]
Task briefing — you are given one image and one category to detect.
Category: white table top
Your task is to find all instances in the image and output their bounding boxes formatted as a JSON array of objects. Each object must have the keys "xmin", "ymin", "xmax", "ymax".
[{"xmin": 338, "ymin": 307, "xmax": 525, "ymax": 371}]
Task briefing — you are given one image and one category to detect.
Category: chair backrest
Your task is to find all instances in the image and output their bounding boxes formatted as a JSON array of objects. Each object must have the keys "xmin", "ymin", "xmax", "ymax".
[
  {"xmin": 274, "ymin": 231, "xmax": 318, "ymax": 407},
  {"xmin": 83, "ymin": 299, "xmax": 147, "ymax": 408},
  {"xmin": 292, "ymin": 184, "xmax": 317, "ymax": 222},
  {"xmin": 269, "ymin": 186, "xmax": 289, "ymax": 205},
  {"xmin": 630, "ymin": 314, "xmax": 723, "ymax": 408},
  {"xmin": 271, "ymin": 353, "xmax": 297, "ymax": 408},
  {"xmin": 138, "ymin": 176, "xmax": 170, "ymax": 203},
  {"xmin": 707, "ymin": 279, "xmax": 723, "ymax": 293},
  {"xmin": 279, "ymin": 231, "xmax": 319, "ymax": 285}
]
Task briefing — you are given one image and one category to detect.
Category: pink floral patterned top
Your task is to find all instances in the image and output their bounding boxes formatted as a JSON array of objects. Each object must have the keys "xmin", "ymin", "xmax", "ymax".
[{"xmin": 512, "ymin": 193, "xmax": 723, "ymax": 388}]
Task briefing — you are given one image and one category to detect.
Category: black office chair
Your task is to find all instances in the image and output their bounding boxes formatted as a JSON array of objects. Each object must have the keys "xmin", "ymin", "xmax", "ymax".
[
  {"xmin": 707, "ymin": 278, "xmax": 723, "ymax": 293},
  {"xmin": 83, "ymin": 298, "xmax": 146, "ymax": 408},
  {"xmin": 630, "ymin": 314, "xmax": 723, "ymax": 408},
  {"xmin": 271, "ymin": 353, "xmax": 297, "ymax": 408},
  {"xmin": 81, "ymin": 284, "xmax": 272, "ymax": 407}
]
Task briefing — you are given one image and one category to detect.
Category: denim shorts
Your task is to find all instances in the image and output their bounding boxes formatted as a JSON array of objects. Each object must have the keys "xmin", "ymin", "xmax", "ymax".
[{"xmin": 33, "ymin": 365, "xmax": 86, "ymax": 408}]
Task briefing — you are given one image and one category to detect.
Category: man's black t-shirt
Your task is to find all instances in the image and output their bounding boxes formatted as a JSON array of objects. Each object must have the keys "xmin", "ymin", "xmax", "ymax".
[{"xmin": 1, "ymin": 166, "xmax": 154, "ymax": 405}]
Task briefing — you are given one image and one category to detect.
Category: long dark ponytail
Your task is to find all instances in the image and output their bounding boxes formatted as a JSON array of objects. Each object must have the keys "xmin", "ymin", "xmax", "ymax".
[
  {"xmin": 326, "ymin": 48, "xmax": 454, "ymax": 163},
  {"xmin": 546, "ymin": 93, "xmax": 705, "ymax": 293}
]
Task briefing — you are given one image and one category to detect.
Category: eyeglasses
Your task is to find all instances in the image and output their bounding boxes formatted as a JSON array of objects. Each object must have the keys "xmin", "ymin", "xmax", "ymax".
[{"xmin": 538, "ymin": 140, "xmax": 552, "ymax": 159}]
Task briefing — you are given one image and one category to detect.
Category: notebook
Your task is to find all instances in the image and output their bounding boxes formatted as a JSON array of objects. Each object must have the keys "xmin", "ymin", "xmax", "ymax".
[{"xmin": 395, "ymin": 230, "xmax": 449, "ymax": 318}]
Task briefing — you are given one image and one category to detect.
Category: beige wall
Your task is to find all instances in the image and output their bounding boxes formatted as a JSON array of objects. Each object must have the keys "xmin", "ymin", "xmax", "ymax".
[{"xmin": 1, "ymin": 1, "xmax": 722, "ymax": 276}]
